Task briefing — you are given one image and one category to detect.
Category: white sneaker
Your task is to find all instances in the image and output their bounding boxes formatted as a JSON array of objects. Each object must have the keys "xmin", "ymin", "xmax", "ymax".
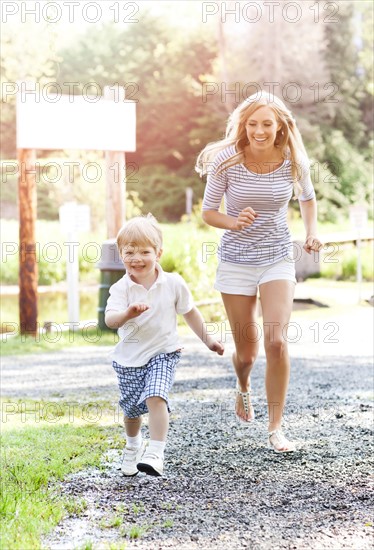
[
  {"xmin": 137, "ymin": 451, "xmax": 164, "ymax": 477},
  {"xmin": 120, "ymin": 441, "xmax": 146, "ymax": 476}
]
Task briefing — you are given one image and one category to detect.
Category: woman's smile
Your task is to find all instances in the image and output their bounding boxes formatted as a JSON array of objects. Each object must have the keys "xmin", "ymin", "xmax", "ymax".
[{"xmin": 246, "ymin": 105, "xmax": 281, "ymax": 149}]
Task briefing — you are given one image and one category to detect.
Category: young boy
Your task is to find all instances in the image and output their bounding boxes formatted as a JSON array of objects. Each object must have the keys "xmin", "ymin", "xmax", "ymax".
[{"xmin": 105, "ymin": 214, "xmax": 224, "ymax": 477}]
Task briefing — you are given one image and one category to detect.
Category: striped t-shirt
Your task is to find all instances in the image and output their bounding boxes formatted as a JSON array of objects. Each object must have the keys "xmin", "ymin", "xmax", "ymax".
[{"xmin": 202, "ymin": 145, "xmax": 316, "ymax": 266}]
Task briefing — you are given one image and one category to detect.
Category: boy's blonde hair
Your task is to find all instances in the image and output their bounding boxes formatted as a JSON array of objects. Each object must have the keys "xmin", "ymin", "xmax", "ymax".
[{"xmin": 116, "ymin": 214, "xmax": 163, "ymax": 252}]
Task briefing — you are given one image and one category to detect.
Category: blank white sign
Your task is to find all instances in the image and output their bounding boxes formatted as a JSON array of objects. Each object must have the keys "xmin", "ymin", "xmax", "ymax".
[
  {"xmin": 59, "ymin": 202, "xmax": 91, "ymax": 234},
  {"xmin": 17, "ymin": 93, "xmax": 136, "ymax": 151}
]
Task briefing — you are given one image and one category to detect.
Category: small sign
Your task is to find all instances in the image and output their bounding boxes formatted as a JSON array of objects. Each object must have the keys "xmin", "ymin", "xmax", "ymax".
[
  {"xmin": 59, "ymin": 202, "xmax": 90, "ymax": 233},
  {"xmin": 349, "ymin": 205, "xmax": 368, "ymax": 232},
  {"xmin": 186, "ymin": 187, "xmax": 193, "ymax": 215}
]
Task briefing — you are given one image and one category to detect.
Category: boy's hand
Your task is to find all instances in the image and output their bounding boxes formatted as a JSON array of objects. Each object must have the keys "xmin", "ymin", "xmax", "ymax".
[
  {"xmin": 207, "ymin": 338, "xmax": 225, "ymax": 355},
  {"xmin": 126, "ymin": 303, "xmax": 150, "ymax": 319}
]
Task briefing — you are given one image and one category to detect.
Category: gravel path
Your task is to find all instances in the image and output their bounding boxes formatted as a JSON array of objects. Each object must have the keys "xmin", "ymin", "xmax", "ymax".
[{"xmin": 2, "ymin": 317, "xmax": 373, "ymax": 550}]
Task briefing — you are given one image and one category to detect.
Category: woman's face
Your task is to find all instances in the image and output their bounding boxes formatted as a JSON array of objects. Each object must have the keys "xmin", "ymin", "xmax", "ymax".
[{"xmin": 245, "ymin": 105, "xmax": 282, "ymax": 151}]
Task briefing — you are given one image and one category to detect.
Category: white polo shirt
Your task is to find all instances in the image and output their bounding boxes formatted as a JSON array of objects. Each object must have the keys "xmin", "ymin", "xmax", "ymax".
[{"xmin": 105, "ymin": 264, "xmax": 194, "ymax": 367}]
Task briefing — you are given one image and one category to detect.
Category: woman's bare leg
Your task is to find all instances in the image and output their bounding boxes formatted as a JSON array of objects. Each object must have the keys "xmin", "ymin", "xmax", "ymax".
[
  {"xmin": 221, "ymin": 293, "xmax": 260, "ymax": 421},
  {"xmin": 259, "ymin": 280, "xmax": 295, "ymax": 443}
]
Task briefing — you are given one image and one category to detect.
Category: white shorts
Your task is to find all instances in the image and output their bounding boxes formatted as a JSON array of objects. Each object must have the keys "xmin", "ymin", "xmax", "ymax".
[{"xmin": 214, "ymin": 259, "xmax": 296, "ymax": 296}]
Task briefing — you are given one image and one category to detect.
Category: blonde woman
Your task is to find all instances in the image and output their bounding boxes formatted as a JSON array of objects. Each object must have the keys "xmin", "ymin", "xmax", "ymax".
[{"xmin": 196, "ymin": 92, "xmax": 322, "ymax": 453}]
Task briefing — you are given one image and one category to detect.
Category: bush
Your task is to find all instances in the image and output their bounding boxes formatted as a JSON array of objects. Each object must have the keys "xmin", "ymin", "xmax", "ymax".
[
  {"xmin": 1, "ymin": 253, "xmax": 66, "ymax": 286},
  {"xmin": 38, "ymin": 257, "xmax": 66, "ymax": 285},
  {"xmin": 300, "ymin": 127, "xmax": 372, "ymax": 223},
  {"xmin": 180, "ymin": 199, "xmax": 211, "ymax": 230},
  {"xmin": 128, "ymin": 165, "xmax": 204, "ymax": 222},
  {"xmin": 160, "ymin": 222, "xmax": 219, "ymax": 301},
  {"xmin": 323, "ymin": 130, "xmax": 372, "ymax": 205},
  {"xmin": 320, "ymin": 242, "xmax": 373, "ymax": 281},
  {"xmin": 0, "ymin": 256, "xmax": 18, "ymax": 284}
]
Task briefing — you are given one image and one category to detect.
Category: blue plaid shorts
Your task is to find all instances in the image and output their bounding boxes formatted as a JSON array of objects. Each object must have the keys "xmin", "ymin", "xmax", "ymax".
[{"xmin": 112, "ymin": 351, "xmax": 181, "ymax": 418}]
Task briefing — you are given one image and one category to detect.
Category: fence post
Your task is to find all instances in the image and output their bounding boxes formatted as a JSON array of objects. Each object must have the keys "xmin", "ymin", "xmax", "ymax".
[{"xmin": 18, "ymin": 148, "xmax": 38, "ymax": 335}]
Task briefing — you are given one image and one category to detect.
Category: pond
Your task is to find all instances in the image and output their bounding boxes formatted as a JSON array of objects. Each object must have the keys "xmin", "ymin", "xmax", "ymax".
[
  {"xmin": 0, "ymin": 287, "xmax": 326, "ymax": 334},
  {"xmin": 1, "ymin": 287, "xmax": 100, "ymax": 331}
]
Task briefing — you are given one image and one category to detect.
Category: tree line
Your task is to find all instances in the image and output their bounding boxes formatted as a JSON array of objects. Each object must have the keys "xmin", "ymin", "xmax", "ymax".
[{"xmin": 1, "ymin": 1, "xmax": 372, "ymax": 224}]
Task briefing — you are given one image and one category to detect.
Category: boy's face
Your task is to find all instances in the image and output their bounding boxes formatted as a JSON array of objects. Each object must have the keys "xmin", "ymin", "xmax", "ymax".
[{"xmin": 121, "ymin": 242, "xmax": 162, "ymax": 284}]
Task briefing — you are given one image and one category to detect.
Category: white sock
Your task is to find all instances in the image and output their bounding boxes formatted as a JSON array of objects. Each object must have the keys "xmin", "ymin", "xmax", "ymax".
[
  {"xmin": 126, "ymin": 433, "xmax": 142, "ymax": 449},
  {"xmin": 147, "ymin": 440, "xmax": 166, "ymax": 458}
]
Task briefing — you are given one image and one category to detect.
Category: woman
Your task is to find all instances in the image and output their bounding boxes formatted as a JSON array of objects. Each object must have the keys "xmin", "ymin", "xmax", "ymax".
[{"xmin": 196, "ymin": 92, "xmax": 322, "ymax": 452}]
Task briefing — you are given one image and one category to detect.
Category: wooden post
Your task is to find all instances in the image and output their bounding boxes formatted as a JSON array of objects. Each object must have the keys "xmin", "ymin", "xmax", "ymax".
[
  {"xmin": 104, "ymin": 85, "xmax": 126, "ymax": 238},
  {"xmin": 18, "ymin": 148, "xmax": 38, "ymax": 335}
]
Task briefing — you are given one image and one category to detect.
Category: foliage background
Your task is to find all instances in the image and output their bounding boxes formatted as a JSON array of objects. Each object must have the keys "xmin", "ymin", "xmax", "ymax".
[
  {"xmin": 1, "ymin": 1, "xmax": 373, "ymax": 228},
  {"xmin": 1, "ymin": 6, "xmax": 372, "ymax": 548}
]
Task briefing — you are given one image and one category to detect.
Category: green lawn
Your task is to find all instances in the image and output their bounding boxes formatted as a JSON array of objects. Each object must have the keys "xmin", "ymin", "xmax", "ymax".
[
  {"xmin": 1, "ymin": 326, "xmax": 118, "ymax": 356},
  {"xmin": 1, "ymin": 218, "xmax": 372, "ymax": 356},
  {"xmin": 1, "ymin": 400, "xmax": 124, "ymax": 550},
  {"xmin": 1, "ymin": 217, "xmax": 369, "ymax": 286}
]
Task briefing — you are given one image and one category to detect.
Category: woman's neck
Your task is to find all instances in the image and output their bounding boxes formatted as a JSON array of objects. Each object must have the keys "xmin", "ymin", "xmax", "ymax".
[{"xmin": 244, "ymin": 144, "xmax": 282, "ymax": 163}]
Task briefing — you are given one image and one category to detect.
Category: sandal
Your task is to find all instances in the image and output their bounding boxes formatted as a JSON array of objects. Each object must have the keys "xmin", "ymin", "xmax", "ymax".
[
  {"xmin": 235, "ymin": 381, "xmax": 255, "ymax": 423},
  {"xmin": 268, "ymin": 429, "xmax": 295, "ymax": 453}
]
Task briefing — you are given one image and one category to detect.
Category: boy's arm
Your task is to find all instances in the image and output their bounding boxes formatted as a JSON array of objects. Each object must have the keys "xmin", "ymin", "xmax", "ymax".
[
  {"xmin": 105, "ymin": 303, "xmax": 149, "ymax": 329},
  {"xmin": 183, "ymin": 307, "xmax": 224, "ymax": 355}
]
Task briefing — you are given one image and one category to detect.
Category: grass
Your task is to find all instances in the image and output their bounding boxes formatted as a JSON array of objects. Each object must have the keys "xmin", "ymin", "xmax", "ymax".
[
  {"xmin": 1, "ymin": 326, "xmax": 118, "ymax": 356},
  {"xmin": 0, "ymin": 402, "xmax": 124, "ymax": 550},
  {"xmin": 0, "ymin": 398, "xmax": 125, "ymax": 430},
  {"xmin": 20, "ymin": 216, "xmax": 367, "ymax": 295},
  {"xmin": 1, "ymin": 217, "xmax": 372, "ymax": 355},
  {"xmin": 288, "ymin": 213, "xmax": 353, "ymax": 238},
  {"xmin": 319, "ymin": 241, "xmax": 373, "ymax": 281},
  {"xmin": 1, "ymin": 394, "xmax": 183, "ymax": 548},
  {"xmin": 1, "ymin": 217, "xmax": 372, "ymax": 290},
  {"xmin": 123, "ymin": 524, "xmax": 150, "ymax": 539},
  {"xmin": 99, "ymin": 515, "xmax": 123, "ymax": 529},
  {"xmin": 131, "ymin": 502, "xmax": 145, "ymax": 515},
  {"xmin": 2, "ymin": 277, "xmax": 373, "ymax": 355},
  {"xmin": 0, "ymin": 219, "xmax": 105, "ymax": 285},
  {"xmin": 1, "ymin": 396, "xmax": 166, "ymax": 548},
  {"xmin": 162, "ymin": 519, "xmax": 174, "ymax": 528}
]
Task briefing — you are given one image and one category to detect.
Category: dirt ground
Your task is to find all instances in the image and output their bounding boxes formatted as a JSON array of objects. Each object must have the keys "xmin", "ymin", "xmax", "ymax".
[{"xmin": 2, "ymin": 302, "xmax": 373, "ymax": 550}]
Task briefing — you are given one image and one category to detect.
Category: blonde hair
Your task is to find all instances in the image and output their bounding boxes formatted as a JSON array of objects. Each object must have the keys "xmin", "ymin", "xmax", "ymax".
[
  {"xmin": 195, "ymin": 92, "xmax": 307, "ymax": 197},
  {"xmin": 116, "ymin": 213, "xmax": 163, "ymax": 252}
]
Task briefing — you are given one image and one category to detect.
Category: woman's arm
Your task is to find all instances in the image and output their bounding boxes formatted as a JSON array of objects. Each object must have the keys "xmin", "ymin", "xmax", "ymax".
[
  {"xmin": 299, "ymin": 198, "xmax": 323, "ymax": 253},
  {"xmin": 202, "ymin": 208, "xmax": 257, "ymax": 231}
]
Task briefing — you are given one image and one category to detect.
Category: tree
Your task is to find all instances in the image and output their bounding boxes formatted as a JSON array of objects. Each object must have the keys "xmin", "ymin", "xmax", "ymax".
[
  {"xmin": 55, "ymin": 15, "xmax": 219, "ymax": 220},
  {"xmin": 323, "ymin": 1, "xmax": 369, "ymax": 149},
  {"xmin": 2, "ymin": 4, "xmax": 371, "ymax": 224},
  {"xmin": 0, "ymin": 21, "xmax": 60, "ymax": 158},
  {"xmin": 56, "ymin": 16, "xmax": 217, "ymax": 169}
]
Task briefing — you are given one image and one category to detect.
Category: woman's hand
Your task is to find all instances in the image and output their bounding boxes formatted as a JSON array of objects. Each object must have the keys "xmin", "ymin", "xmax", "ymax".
[
  {"xmin": 303, "ymin": 235, "xmax": 323, "ymax": 254},
  {"xmin": 234, "ymin": 207, "xmax": 258, "ymax": 230}
]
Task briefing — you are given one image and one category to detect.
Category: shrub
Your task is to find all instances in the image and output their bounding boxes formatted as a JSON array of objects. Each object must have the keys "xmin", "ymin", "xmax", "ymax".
[
  {"xmin": 38, "ymin": 257, "xmax": 66, "ymax": 285},
  {"xmin": 320, "ymin": 242, "xmax": 373, "ymax": 281},
  {"xmin": 160, "ymin": 222, "xmax": 219, "ymax": 301},
  {"xmin": 128, "ymin": 165, "xmax": 204, "ymax": 222}
]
